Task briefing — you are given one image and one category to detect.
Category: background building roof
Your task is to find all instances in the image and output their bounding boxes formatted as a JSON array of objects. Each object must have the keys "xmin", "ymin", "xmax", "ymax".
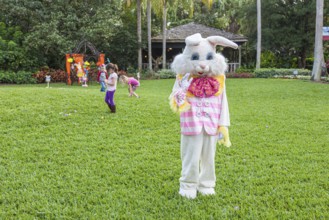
[{"xmin": 152, "ymin": 22, "xmax": 248, "ymax": 44}]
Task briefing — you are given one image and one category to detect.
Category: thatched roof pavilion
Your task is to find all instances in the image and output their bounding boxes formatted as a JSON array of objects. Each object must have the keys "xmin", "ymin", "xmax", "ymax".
[
  {"xmin": 152, "ymin": 22, "xmax": 247, "ymax": 44},
  {"xmin": 148, "ymin": 22, "xmax": 248, "ymax": 72}
]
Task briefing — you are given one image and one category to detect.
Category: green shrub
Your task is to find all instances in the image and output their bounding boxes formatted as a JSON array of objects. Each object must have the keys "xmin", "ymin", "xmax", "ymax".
[
  {"xmin": 126, "ymin": 66, "xmax": 136, "ymax": 74},
  {"xmin": 156, "ymin": 69, "xmax": 176, "ymax": 79},
  {"xmin": 226, "ymin": 72, "xmax": 254, "ymax": 78},
  {"xmin": 0, "ymin": 71, "xmax": 13, "ymax": 83},
  {"xmin": 305, "ymin": 57, "xmax": 314, "ymax": 70},
  {"xmin": 0, "ymin": 71, "xmax": 36, "ymax": 84},
  {"xmin": 140, "ymin": 69, "xmax": 153, "ymax": 80},
  {"xmin": 261, "ymin": 51, "xmax": 277, "ymax": 68},
  {"xmin": 236, "ymin": 67, "xmax": 255, "ymax": 74},
  {"xmin": 254, "ymin": 68, "xmax": 311, "ymax": 78},
  {"xmin": 296, "ymin": 75, "xmax": 311, "ymax": 80}
]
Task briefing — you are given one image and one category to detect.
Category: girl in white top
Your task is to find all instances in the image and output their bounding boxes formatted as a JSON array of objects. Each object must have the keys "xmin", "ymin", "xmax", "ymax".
[{"xmin": 104, "ymin": 63, "xmax": 118, "ymax": 113}]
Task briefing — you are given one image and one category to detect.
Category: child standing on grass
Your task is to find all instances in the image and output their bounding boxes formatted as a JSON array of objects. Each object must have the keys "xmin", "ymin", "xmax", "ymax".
[
  {"xmin": 105, "ymin": 64, "xmax": 118, "ymax": 113},
  {"xmin": 97, "ymin": 64, "xmax": 108, "ymax": 92},
  {"xmin": 120, "ymin": 75, "xmax": 140, "ymax": 98},
  {"xmin": 45, "ymin": 74, "xmax": 51, "ymax": 88}
]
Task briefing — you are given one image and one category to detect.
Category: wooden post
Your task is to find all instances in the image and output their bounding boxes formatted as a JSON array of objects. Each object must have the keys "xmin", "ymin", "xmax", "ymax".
[
  {"xmin": 238, "ymin": 45, "xmax": 241, "ymax": 69},
  {"xmin": 65, "ymin": 54, "xmax": 72, "ymax": 85}
]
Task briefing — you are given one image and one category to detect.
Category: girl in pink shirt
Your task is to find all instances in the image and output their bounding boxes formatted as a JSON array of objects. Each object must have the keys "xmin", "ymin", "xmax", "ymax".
[{"xmin": 120, "ymin": 75, "xmax": 140, "ymax": 98}]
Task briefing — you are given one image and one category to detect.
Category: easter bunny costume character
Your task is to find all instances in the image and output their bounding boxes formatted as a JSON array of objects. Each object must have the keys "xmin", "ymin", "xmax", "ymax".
[{"xmin": 169, "ymin": 33, "xmax": 238, "ymax": 199}]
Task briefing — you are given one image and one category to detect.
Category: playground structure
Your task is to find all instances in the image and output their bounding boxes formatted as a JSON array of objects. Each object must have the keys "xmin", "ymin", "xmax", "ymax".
[{"xmin": 66, "ymin": 40, "xmax": 105, "ymax": 85}]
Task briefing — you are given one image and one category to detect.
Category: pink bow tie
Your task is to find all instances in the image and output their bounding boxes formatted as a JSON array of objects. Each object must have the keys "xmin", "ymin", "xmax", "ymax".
[{"xmin": 188, "ymin": 77, "xmax": 219, "ymax": 98}]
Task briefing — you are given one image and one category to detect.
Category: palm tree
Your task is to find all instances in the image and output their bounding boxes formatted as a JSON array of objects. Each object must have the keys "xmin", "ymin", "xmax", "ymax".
[
  {"xmin": 311, "ymin": 0, "xmax": 324, "ymax": 81},
  {"xmin": 152, "ymin": 0, "xmax": 169, "ymax": 69},
  {"xmin": 201, "ymin": 0, "xmax": 214, "ymax": 9},
  {"xmin": 153, "ymin": 0, "xmax": 214, "ymax": 70},
  {"xmin": 137, "ymin": 0, "xmax": 142, "ymax": 73},
  {"xmin": 147, "ymin": 0, "xmax": 153, "ymax": 73},
  {"xmin": 162, "ymin": 0, "xmax": 168, "ymax": 69},
  {"xmin": 124, "ymin": 0, "xmax": 143, "ymax": 73},
  {"xmin": 256, "ymin": 0, "xmax": 261, "ymax": 69}
]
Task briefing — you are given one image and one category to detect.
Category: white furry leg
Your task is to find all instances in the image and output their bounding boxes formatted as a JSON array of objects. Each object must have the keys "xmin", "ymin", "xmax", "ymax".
[
  {"xmin": 179, "ymin": 189, "xmax": 197, "ymax": 199},
  {"xmin": 198, "ymin": 188, "xmax": 216, "ymax": 196},
  {"xmin": 179, "ymin": 134, "xmax": 202, "ymax": 200}
]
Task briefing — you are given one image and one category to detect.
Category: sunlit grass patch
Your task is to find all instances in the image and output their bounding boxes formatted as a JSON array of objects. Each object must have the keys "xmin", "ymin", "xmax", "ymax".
[{"xmin": 0, "ymin": 79, "xmax": 328, "ymax": 219}]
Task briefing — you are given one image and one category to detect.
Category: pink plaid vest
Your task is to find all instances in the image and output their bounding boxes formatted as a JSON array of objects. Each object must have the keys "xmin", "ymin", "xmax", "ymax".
[{"xmin": 180, "ymin": 94, "xmax": 223, "ymax": 136}]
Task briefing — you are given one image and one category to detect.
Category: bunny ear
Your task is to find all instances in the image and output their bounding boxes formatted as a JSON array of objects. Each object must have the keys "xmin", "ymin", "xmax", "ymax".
[
  {"xmin": 185, "ymin": 33, "xmax": 203, "ymax": 46},
  {"xmin": 207, "ymin": 36, "xmax": 238, "ymax": 49}
]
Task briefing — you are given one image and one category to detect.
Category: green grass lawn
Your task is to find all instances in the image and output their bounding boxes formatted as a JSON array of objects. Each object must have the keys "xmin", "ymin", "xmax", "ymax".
[{"xmin": 0, "ymin": 79, "xmax": 328, "ymax": 219}]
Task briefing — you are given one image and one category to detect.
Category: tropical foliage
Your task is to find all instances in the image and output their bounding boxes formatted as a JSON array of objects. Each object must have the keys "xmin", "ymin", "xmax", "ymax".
[{"xmin": 0, "ymin": 0, "xmax": 328, "ymax": 72}]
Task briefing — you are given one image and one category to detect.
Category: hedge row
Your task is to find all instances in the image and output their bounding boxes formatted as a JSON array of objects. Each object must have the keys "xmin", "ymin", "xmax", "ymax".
[
  {"xmin": 0, "ymin": 68, "xmax": 130, "ymax": 85},
  {"xmin": 254, "ymin": 68, "xmax": 311, "ymax": 78},
  {"xmin": 226, "ymin": 72, "xmax": 254, "ymax": 78},
  {"xmin": 153, "ymin": 69, "xmax": 255, "ymax": 79},
  {"xmin": 0, "ymin": 71, "xmax": 37, "ymax": 84},
  {"xmin": 33, "ymin": 68, "xmax": 67, "ymax": 83},
  {"xmin": 33, "ymin": 67, "xmax": 103, "ymax": 84},
  {"xmin": 152, "ymin": 68, "xmax": 312, "ymax": 79},
  {"xmin": 155, "ymin": 69, "xmax": 176, "ymax": 79},
  {"xmin": 0, "ymin": 68, "xmax": 316, "ymax": 84}
]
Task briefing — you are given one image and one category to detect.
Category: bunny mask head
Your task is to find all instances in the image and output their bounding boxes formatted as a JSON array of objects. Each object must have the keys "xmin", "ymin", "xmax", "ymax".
[{"xmin": 171, "ymin": 33, "xmax": 238, "ymax": 77}]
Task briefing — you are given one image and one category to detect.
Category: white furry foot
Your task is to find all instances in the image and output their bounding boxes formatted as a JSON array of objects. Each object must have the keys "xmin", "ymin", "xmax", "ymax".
[
  {"xmin": 179, "ymin": 189, "xmax": 197, "ymax": 199},
  {"xmin": 198, "ymin": 188, "xmax": 215, "ymax": 196}
]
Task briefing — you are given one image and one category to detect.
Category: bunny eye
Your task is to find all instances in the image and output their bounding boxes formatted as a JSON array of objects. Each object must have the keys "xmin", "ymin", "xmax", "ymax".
[
  {"xmin": 206, "ymin": 53, "xmax": 214, "ymax": 60},
  {"xmin": 191, "ymin": 53, "xmax": 199, "ymax": 61}
]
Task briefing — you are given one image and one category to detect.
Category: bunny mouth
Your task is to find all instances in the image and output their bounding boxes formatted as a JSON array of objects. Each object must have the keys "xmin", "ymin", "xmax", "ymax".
[{"xmin": 198, "ymin": 72, "xmax": 203, "ymax": 75}]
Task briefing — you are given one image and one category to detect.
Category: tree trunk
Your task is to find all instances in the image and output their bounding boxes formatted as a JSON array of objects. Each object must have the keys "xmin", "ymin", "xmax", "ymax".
[
  {"xmin": 137, "ymin": 0, "xmax": 142, "ymax": 73},
  {"xmin": 162, "ymin": 0, "xmax": 167, "ymax": 69},
  {"xmin": 147, "ymin": 0, "xmax": 153, "ymax": 74},
  {"xmin": 311, "ymin": 0, "xmax": 323, "ymax": 82},
  {"xmin": 256, "ymin": 0, "xmax": 261, "ymax": 69}
]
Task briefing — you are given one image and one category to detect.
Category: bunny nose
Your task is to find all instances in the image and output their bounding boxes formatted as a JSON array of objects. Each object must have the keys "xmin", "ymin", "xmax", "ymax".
[{"xmin": 200, "ymin": 64, "xmax": 206, "ymax": 69}]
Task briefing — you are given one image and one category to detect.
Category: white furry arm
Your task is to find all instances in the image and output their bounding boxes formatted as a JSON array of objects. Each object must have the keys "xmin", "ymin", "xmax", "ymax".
[
  {"xmin": 218, "ymin": 87, "xmax": 230, "ymax": 127},
  {"xmin": 169, "ymin": 76, "xmax": 181, "ymax": 99},
  {"xmin": 218, "ymin": 87, "xmax": 231, "ymax": 147},
  {"xmin": 169, "ymin": 74, "xmax": 191, "ymax": 113}
]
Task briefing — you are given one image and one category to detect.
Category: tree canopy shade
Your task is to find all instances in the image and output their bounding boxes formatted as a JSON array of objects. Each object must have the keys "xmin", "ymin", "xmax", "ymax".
[
  {"xmin": 241, "ymin": 0, "xmax": 322, "ymax": 68},
  {"xmin": 0, "ymin": 0, "xmax": 131, "ymax": 71},
  {"xmin": 0, "ymin": 0, "xmax": 328, "ymax": 71}
]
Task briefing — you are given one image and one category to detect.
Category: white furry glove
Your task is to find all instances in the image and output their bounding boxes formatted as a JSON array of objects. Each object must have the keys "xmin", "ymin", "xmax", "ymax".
[
  {"xmin": 174, "ymin": 73, "xmax": 192, "ymax": 108},
  {"xmin": 174, "ymin": 90, "xmax": 187, "ymax": 107},
  {"xmin": 179, "ymin": 73, "xmax": 192, "ymax": 91},
  {"xmin": 218, "ymin": 126, "xmax": 232, "ymax": 147},
  {"xmin": 169, "ymin": 73, "xmax": 192, "ymax": 113}
]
